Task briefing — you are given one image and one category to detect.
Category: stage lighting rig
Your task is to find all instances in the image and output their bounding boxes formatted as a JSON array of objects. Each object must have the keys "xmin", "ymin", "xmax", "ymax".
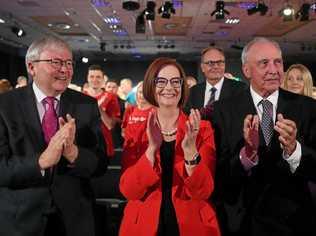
[
  {"xmin": 211, "ymin": 1, "xmax": 230, "ymax": 20},
  {"xmin": 158, "ymin": 1, "xmax": 176, "ymax": 19},
  {"xmin": 296, "ymin": 3, "xmax": 311, "ymax": 21},
  {"xmin": 11, "ymin": 26, "xmax": 26, "ymax": 37},
  {"xmin": 144, "ymin": 1, "xmax": 156, "ymax": 21},
  {"xmin": 122, "ymin": 0, "xmax": 140, "ymax": 11},
  {"xmin": 136, "ymin": 13, "xmax": 145, "ymax": 33},
  {"xmin": 247, "ymin": 0, "xmax": 268, "ymax": 16},
  {"xmin": 100, "ymin": 42, "xmax": 106, "ymax": 52},
  {"xmin": 280, "ymin": 3, "xmax": 294, "ymax": 21}
]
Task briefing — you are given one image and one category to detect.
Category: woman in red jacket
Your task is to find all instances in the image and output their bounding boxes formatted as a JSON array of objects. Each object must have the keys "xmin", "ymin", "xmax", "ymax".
[{"xmin": 119, "ymin": 57, "xmax": 220, "ymax": 236}]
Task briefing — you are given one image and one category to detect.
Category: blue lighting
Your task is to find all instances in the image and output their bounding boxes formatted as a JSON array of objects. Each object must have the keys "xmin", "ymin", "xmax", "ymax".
[
  {"xmin": 238, "ymin": 2, "xmax": 257, "ymax": 10},
  {"xmin": 172, "ymin": 0, "xmax": 183, "ymax": 8},
  {"xmin": 113, "ymin": 29, "xmax": 128, "ymax": 37},
  {"xmin": 104, "ymin": 16, "xmax": 120, "ymax": 24},
  {"xmin": 91, "ymin": 0, "xmax": 111, "ymax": 7},
  {"xmin": 215, "ymin": 31, "xmax": 229, "ymax": 37}
]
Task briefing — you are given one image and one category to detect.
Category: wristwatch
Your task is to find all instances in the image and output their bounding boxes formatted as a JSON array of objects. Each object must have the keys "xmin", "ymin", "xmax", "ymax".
[{"xmin": 184, "ymin": 153, "xmax": 201, "ymax": 166}]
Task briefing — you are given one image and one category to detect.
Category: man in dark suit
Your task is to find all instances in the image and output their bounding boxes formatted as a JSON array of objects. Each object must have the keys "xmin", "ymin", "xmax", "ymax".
[
  {"xmin": 0, "ymin": 36, "xmax": 107, "ymax": 236},
  {"xmin": 213, "ymin": 37, "xmax": 316, "ymax": 236},
  {"xmin": 185, "ymin": 46, "xmax": 247, "ymax": 120}
]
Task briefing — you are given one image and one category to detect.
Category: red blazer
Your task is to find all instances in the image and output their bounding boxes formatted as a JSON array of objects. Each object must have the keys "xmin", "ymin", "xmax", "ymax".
[{"xmin": 119, "ymin": 111, "xmax": 221, "ymax": 236}]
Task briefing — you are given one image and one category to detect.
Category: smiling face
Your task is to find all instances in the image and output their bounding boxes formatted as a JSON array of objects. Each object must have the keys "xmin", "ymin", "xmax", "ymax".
[
  {"xmin": 28, "ymin": 46, "xmax": 73, "ymax": 96},
  {"xmin": 105, "ymin": 81, "xmax": 118, "ymax": 94},
  {"xmin": 286, "ymin": 68, "xmax": 304, "ymax": 95},
  {"xmin": 242, "ymin": 41, "xmax": 284, "ymax": 97},
  {"xmin": 87, "ymin": 69, "xmax": 104, "ymax": 90},
  {"xmin": 155, "ymin": 65, "xmax": 182, "ymax": 108}
]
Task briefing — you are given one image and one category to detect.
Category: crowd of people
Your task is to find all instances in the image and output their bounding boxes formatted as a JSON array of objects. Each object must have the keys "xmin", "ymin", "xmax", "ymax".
[{"xmin": 0, "ymin": 35, "xmax": 316, "ymax": 236}]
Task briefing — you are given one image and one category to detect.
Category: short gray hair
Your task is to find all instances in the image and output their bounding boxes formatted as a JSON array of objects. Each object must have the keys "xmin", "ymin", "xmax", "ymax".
[
  {"xmin": 25, "ymin": 36, "xmax": 72, "ymax": 70},
  {"xmin": 201, "ymin": 46, "xmax": 225, "ymax": 62},
  {"xmin": 241, "ymin": 37, "xmax": 282, "ymax": 65}
]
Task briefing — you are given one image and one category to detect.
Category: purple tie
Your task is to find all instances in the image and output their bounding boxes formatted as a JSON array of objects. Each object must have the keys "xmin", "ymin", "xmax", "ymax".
[{"xmin": 42, "ymin": 97, "xmax": 58, "ymax": 144}]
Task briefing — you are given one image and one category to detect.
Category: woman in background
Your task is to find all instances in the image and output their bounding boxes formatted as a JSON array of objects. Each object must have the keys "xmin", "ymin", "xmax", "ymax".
[
  {"xmin": 283, "ymin": 64, "xmax": 314, "ymax": 97},
  {"xmin": 119, "ymin": 57, "xmax": 220, "ymax": 236},
  {"xmin": 121, "ymin": 81, "xmax": 153, "ymax": 138}
]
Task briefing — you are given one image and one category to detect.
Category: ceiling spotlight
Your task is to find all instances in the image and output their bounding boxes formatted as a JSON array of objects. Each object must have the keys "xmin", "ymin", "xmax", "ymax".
[
  {"xmin": 81, "ymin": 57, "xmax": 89, "ymax": 63},
  {"xmin": 122, "ymin": 0, "xmax": 140, "ymax": 11},
  {"xmin": 211, "ymin": 1, "xmax": 230, "ymax": 20},
  {"xmin": 11, "ymin": 26, "xmax": 26, "ymax": 37},
  {"xmin": 280, "ymin": 3, "xmax": 294, "ymax": 21},
  {"xmin": 158, "ymin": 1, "xmax": 176, "ymax": 19},
  {"xmin": 247, "ymin": 0, "xmax": 268, "ymax": 16},
  {"xmin": 144, "ymin": 1, "xmax": 156, "ymax": 21},
  {"xmin": 296, "ymin": 3, "xmax": 311, "ymax": 21},
  {"xmin": 136, "ymin": 13, "xmax": 145, "ymax": 33},
  {"xmin": 225, "ymin": 18, "xmax": 240, "ymax": 24}
]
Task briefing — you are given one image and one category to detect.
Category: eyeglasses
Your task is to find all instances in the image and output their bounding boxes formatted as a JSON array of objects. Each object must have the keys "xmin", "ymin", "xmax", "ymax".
[
  {"xmin": 202, "ymin": 60, "xmax": 225, "ymax": 67},
  {"xmin": 32, "ymin": 59, "xmax": 75, "ymax": 70},
  {"xmin": 154, "ymin": 77, "xmax": 183, "ymax": 88}
]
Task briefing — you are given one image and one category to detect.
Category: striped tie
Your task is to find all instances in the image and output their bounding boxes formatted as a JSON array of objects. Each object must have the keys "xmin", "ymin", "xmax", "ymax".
[
  {"xmin": 206, "ymin": 87, "xmax": 217, "ymax": 106},
  {"xmin": 260, "ymin": 99, "xmax": 274, "ymax": 146}
]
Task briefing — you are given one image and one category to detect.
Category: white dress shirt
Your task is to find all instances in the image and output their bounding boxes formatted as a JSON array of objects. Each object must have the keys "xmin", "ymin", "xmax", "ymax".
[{"xmin": 204, "ymin": 77, "xmax": 224, "ymax": 106}]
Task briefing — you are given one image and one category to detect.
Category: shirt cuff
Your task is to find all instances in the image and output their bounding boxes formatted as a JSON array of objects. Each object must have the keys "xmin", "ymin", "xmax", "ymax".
[
  {"xmin": 240, "ymin": 146, "xmax": 258, "ymax": 172},
  {"xmin": 283, "ymin": 141, "xmax": 301, "ymax": 173}
]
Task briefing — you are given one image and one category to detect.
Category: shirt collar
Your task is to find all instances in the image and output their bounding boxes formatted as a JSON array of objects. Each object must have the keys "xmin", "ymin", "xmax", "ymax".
[
  {"xmin": 206, "ymin": 77, "xmax": 224, "ymax": 92},
  {"xmin": 32, "ymin": 82, "xmax": 61, "ymax": 104},
  {"xmin": 250, "ymin": 85, "xmax": 278, "ymax": 108}
]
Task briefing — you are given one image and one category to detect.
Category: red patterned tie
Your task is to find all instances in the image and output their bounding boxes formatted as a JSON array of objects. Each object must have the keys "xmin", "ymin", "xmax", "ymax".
[{"xmin": 42, "ymin": 97, "xmax": 58, "ymax": 144}]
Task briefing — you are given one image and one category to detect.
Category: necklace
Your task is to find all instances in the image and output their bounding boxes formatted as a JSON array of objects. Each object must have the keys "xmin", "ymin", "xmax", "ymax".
[{"xmin": 161, "ymin": 128, "xmax": 177, "ymax": 136}]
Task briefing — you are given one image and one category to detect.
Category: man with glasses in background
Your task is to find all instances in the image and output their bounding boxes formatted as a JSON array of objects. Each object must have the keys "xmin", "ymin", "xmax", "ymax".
[
  {"xmin": 185, "ymin": 46, "xmax": 247, "ymax": 121},
  {"xmin": 0, "ymin": 36, "xmax": 107, "ymax": 236}
]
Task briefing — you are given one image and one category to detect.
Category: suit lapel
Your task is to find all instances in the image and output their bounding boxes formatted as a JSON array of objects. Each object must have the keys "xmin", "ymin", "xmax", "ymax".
[
  {"xmin": 196, "ymin": 83, "xmax": 206, "ymax": 108},
  {"xmin": 219, "ymin": 78, "xmax": 231, "ymax": 100},
  {"xmin": 235, "ymin": 89, "xmax": 257, "ymax": 122},
  {"xmin": 19, "ymin": 85, "xmax": 46, "ymax": 151},
  {"xmin": 59, "ymin": 89, "xmax": 75, "ymax": 119},
  {"xmin": 230, "ymin": 90, "xmax": 258, "ymax": 148}
]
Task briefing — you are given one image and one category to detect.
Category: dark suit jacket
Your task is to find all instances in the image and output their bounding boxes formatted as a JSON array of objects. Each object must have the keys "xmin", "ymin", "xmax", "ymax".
[
  {"xmin": 185, "ymin": 78, "xmax": 247, "ymax": 113},
  {"xmin": 0, "ymin": 85, "xmax": 107, "ymax": 236},
  {"xmin": 212, "ymin": 88, "xmax": 316, "ymax": 236}
]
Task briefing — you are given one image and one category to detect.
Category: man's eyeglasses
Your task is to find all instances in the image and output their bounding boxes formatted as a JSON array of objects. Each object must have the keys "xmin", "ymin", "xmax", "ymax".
[
  {"xmin": 154, "ymin": 77, "xmax": 183, "ymax": 88},
  {"xmin": 202, "ymin": 60, "xmax": 225, "ymax": 67},
  {"xmin": 32, "ymin": 59, "xmax": 75, "ymax": 70}
]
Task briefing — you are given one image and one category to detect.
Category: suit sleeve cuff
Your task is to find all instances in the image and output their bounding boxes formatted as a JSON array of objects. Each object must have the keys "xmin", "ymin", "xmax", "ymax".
[
  {"xmin": 240, "ymin": 146, "xmax": 258, "ymax": 172},
  {"xmin": 283, "ymin": 141, "xmax": 301, "ymax": 173}
]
